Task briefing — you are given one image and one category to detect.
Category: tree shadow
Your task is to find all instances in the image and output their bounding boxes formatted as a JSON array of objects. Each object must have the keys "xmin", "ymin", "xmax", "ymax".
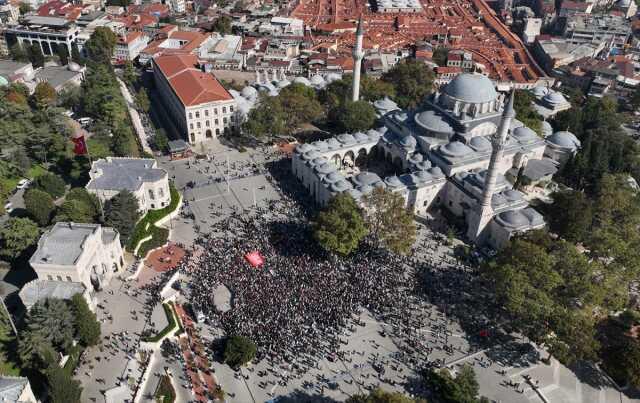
[{"xmin": 274, "ymin": 389, "xmax": 339, "ymax": 403}]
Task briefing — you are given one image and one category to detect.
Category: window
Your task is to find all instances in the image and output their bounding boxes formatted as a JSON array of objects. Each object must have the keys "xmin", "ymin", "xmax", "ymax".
[
  {"xmin": 190, "ymin": 123, "xmax": 194, "ymax": 129},
  {"xmin": 214, "ymin": 108, "xmax": 219, "ymax": 115},
  {"xmin": 230, "ymin": 106, "xmax": 234, "ymax": 112},
  {"xmin": 189, "ymin": 112, "xmax": 193, "ymax": 119},
  {"xmin": 195, "ymin": 111, "xmax": 200, "ymax": 118},
  {"xmin": 423, "ymin": 200, "xmax": 428, "ymax": 206},
  {"xmin": 223, "ymin": 117, "xmax": 227, "ymax": 124},
  {"xmin": 215, "ymin": 119, "xmax": 219, "ymax": 125},
  {"xmin": 159, "ymin": 188, "xmax": 164, "ymax": 197},
  {"xmin": 216, "ymin": 128, "xmax": 220, "ymax": 135},
  {"xmin": 57, "ymin": 276, "xmax": 62, "ymax": 281},
  {"xmin": 190, "ymin": 133, "xmax": 195, "ymax": 142},
  {"xmin": 205, "ymin": 110, "xmax": 209, "ymax": 117},
  {"xmin": 197, "ymin": 122, "xmax": 201, "ymax": 129},
  {"xmin": 222, "ymin": 106, "xmax": 227, "ymax": 113},
  {"xmin": 149, "ymin": 189, "xmax": 155, "ymax": 200},
  {"xmin": 66, "ymin": 276, "xmax": 72, "ymax": 282},
  {"xmin": 151, "ymin": 203, "xmax": 155, "ymax": 209},
  {"xmin": 206, "ymin": 120, "xmax": 210, "ymax": 127},
  {"xmin": 47, "ymin": 275, "xmax": 53, "ymax": 280}
]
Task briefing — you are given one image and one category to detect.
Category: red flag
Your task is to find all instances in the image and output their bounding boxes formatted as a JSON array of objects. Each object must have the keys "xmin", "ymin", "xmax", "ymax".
[
  {"xmin": 245, "ymin": 251, "xmax": 265, "ymax": 268},
  {"xmin": 479, "ymin": 330, "xmax": 489, "ymax": 337},
  {"xmin": 72, "ymin": 135, "xmax": 88, "ymax": 155}
]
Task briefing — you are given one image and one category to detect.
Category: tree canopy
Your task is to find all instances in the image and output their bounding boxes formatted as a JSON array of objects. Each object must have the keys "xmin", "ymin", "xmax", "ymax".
[
  {"xmin": 362, "ymin": 187, "xmax": 416, "ymax": 255},
  {"xmin": 330, "ymin": 100, "xmax": 376, "ymax": 133},
  {"xmin": 223, "ymin": 335, "xmax": 257, "ymax": 368},
  {"xmin": 26, "ymin": 298, "xmax": 75, "ymax": 353},
  {"xmin": 104, "ymin": 190, "xmax": 141, "ymax": 244},
  {"xmin": 313, "ymin": 194, "xmax": 368, "ymax": 255},
  {"xmin": 424, "ymin": 365, "xmax": 488, "ymax": 403},
  {"xmin": 84, "ymin": 27, "xmax": 117, "ymax": 65},
  {"xmin": 380, "ymin": 60, "xmax": 434, "ymax": 110},
  {"xmin": 54, "ymin": 188, "xmax": 101, "ymax": 223},
  {"xmin": 513, "ymin": 89, "xmax": 542, "ymax": 135},
  {"xmin": 347, "ymin": 388, "xmax": 424, "ymax": 403},
  {"xmin": 0, "ymin": 217, "xmax": 40, "ymax": 260},
  {"xmin": 33, "ymin": 173, "xmax": 66, "ymax": 198},
  {"xmin": 24, "ymin": 188, "xmax": 55, "ymax": 226},
  {"xmin": 70, "ymin": 294, "xmax": 101, "ymax": 346},
  {"xmin": 46, "ymin": 364, "xmax": 83, "ymax": 403}
]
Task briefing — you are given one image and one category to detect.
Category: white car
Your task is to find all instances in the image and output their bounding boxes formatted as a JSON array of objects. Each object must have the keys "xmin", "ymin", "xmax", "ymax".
[
  {"xmin": 3, "ymin": 202, "xmax": 12, "ymax": 213},
  {"xmin": 16, "ymin": 179, "xmax": 30, "ymax": 190}
]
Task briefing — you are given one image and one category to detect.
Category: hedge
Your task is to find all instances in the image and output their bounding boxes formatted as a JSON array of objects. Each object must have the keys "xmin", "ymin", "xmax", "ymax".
[
  {"xmin": 127, "ymin": 182, "xmax": 180, "ymax": 255},
  {"xmin": 155, "ymin": 375, "xmax": 176, "ymax": 403},
  {"xmin": 169, "ymin": 301, "xmax": 184, "ymax": 335},
  {"xmin": 143, "ymin": 303, "xmax": 177, "ymax": 343}
]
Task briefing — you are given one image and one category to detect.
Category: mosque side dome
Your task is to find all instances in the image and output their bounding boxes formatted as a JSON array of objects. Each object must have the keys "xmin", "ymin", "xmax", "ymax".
[{"xmin": 442, "ymin": 73, "xmax": 498, "ymax": 104}]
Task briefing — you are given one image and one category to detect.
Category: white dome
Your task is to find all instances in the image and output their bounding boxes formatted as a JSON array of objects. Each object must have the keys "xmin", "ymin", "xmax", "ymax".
[
  {"xmin": 414, "ymin": 110, "xmax": 454, "ymax": 134},
  {"xmin": 325, "ymin": 73, "xmax": 342, "ymax": 83},
  {"xmin": 384, "ymin": 175, "xmax": 404, "ymax": 188},
  {"xmin": 296, "ymin": 144, "xmax": 314, "ymax": 154},
  {"xmin": 241, "ymin": 86, "xmax": 258, "ymax": 99},
  {"xmin": 547, "ymin": 131, "xmax": 580, "ymax": 150},
  {"xmin": 354, "ymin": 132, "xmax": 370, "ymax": 142},
  {"xmin": 443, "ymin": 73, "xmax": 498, "ymax": 104},
  {"xmin": 276, "ymin": 79, "xmax": 291, "ymax": 89},
  {"xmin": 292, "ymin": 76, "xmax": 311, "ymax": 86},
  {"xmin": 337, "ymin": 134, "xmax": 357, "ymax": 145},
  {"xmin": 543, "ymin": 91, "xmax": 567, "ymax": 106},
  {"xmin": 331, "ymin": 179, "xmax": 353, "ymax": 193},
  {"xmin": 513, "ymin": 126, "xmax": 539, "ymax": 143},
  {"xmin": 399, "ymin": 135, "xmax": 417, "ymax": 149},
  {"xmin": 310, "ymin": 75, "xmax": 325, "ymax": 86},
  {"xmin": 531, "ymin": 86, "xmax": 548, "ymax": 97},
  {"xmin": 440, "ymin": 141, "xmax": 474, "ymax": 158},
  {"xmin": 353, "ymin": 172, "xmax": 382, "ymax": 187},
  {"xmin": 468, "ymin": 136, "xmax": 492, "ymax": 152},
  {"xmin": 312, "ymin": 140, "xmax": 329, "ymax": 152},
  {"xmin": 68, "ymin": 61, "xmax": 82, "ymax": 72},
  {"xmin": 496, "ymin": 210, "xmax": 530, "ymax": 229},
  {"xmin": 315, "ymin": 163, "xmax": 336, "ymax": 175},
  {"xmin": 541, "ymin": 120, "xmax": 553, "ymax": 137}
]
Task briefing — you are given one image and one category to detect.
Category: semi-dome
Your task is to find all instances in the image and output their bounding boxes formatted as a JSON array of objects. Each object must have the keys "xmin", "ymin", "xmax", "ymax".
[
  {"xmin": 292, "ymin": 76, "xmax": 311, "ymax": 86},
  {"xmin": 257, "ymin": 83, "xmax": 276, "ymax": 92},
  {"xmin": 331, "ymin": 179, "xmax": 352, "ymax": 193},
  {"xmin": 409, "ymin": 153, "xmax": 424, "ymax": 163},
  {"xmin": 241, "ymin": 86, "xmax": 258, "ymax": 99},
  {"xmin": 503, "ymin": 189, "xmax": 524, "ymax": 202},
  {"xmin": 543, "ymin": 91, "xmax": 568, "ymax": 106},
  {"xmin": 354, "ymin": 132, "xmax": 370, "ymax": 142},
  {"xmin": 327, "ymin": 138, "xmax": 341, "ymax": 149},
  {"xmin": 310, "ymin": 75, "xmax": 325, "ymax": 86},
  {"xmin": 337, "ymin": 134, "xmax": 356, "ymax": 145},
  {"xmin": 531, "ymin": 86, "xmax": 548, "ymax": 98},
  {"xmin": 296, "ymin": 143, "xmax": 314, "ymax": 154},
  {"xmin": 541, "ymin": 120, "xmax": 553, "ymax": 137},
  {"xmin": 510, "ymin": 118, "xmax": 524, "ymax": 130},
  {"xmin": 353, "ymin": 172, "xmax": 382, "ymax": 187},
  {"xmin": 547, "ymin": 131, "xmax": 580, "ymax": 149},
  {"xmin": 428, "ymin": 166, "xmax": 444, "ymax": 177},
  {"xmin": 325, "ymin": 73, "xmax": 342, "ymax": 83},
  {"xmin": 440, "ymin": 141, "xmax": 474, "ymax": 158},
  {"xmin": 414, "ymin": 110, "xmax": 454, "ymax": 134},
  {"xmin": 358, "ymin": 184, "xmax": 374, "ymax": 195},
  {"xmin": 312, "ymin": 140, "xmax": 329, "ymax": 152},
  {"xmin": 414, "ymin": 161, "xmax": 432, "ymax": 171},
  {"xmin": 496, "ymin": 210, "xmax": 530, "ymax": 229},
  {"xmin": 367, "ymin": 129, "xmax": 383, "ymax": 140},
  {"xmin": 443, "ymin": 73, "xmax": 498, "ymax": 104},
  {"xmin": 345, "ymin": 188, "xmax": 362, "ymax": 199},
  {"xmin": 373, "ymin": 97, "xmax": 400, "ymax": 114},
  {"xmin": 399, "ymin": 135, "xmax": 417, "ymax": 149},
  {"xmin": 311, "ymin": 157, "xmax": 328, "ymax": 166},
  {"xmin": 413, "ymin": 170, "xmax": 433, "ymax": 183},
  {"xmin": 276, "ymin": 79, "xmax": 291, "ymax": 89},
  {"xmin": 68, "ymin": 61, "xmax": 82, "ymax": 72},
  {"xmin": 384, "ymin": 175, "xmax": 405, "ymax": 188},
  {"xmin": 268, "ymin": 89, "xmax": 279, "ymax": 97},
  {"xmin": 513, "ymin": 126, "xmax": 539, "ymax": 143},
  {"xmin": 492, "ymin": 193, "xmax": 507, "ymax": 206},
  {"xmin": 468, "ymin": 136, "xmax": 492, "ymax": 152},
  {"xmin": 315, "ymin": 163, "xmax": 336, "ymax": 175},
  {"xmin": 324, "ymin": 171, "xmax": 343, "ymax": 183},
  {"xmin": 302, "ymin": 150, "xmax": 321, "ymax": 160}
]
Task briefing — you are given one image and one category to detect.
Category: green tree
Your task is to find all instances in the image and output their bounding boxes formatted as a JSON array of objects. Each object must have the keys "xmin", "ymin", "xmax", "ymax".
[
  {"xmin": 54, "ymin": 188, "xmax": 100, "ymax": 223},
  {"xmin": 122, "ymin": 61, "xmax": 137, "ymax": 86},
  {"xmin": 24, "ymin": 188, "xmax": 55, "ymax": 226},
  {"xmin": 28, "ymin": 43, "xmax": 45, "ymax": 68},
  {"xmin": 12, "ymin": 146, "xmax": 32, "ymax": 173},
  {"xmin": 152, "ymin": 129, "xmax": 169, "ymax": 153},
  {"xmin": 381, "ymin": 60, "xmax": 434, "ymax": 109},
  {"xmin": 111, "ymin": 125, "xmax": 139, "ymax": 157},
  {"xmin": 103, "ymin": 190, "xmax": 141, "ymax": 243},
  {"xmin": 32, "ymin": 82, "xmax": 57, "ymax": 109},
  {"xmin": 135, "ymin": 88, "xmax": 150, "ymax": 113},
  {"xmin": 424, "ymin": 365, "xmax": 487, "ymax": 403},
  {"xmin": 432, "ymin": 47, "xmax": 449, "ymax": 66},
  {"xmin": 0, "ymin": 217, "xmax": 40, "ymax": 260},
  {"xmin": 223, "ymin": 335, "xmax": 257, "ymax": 368},
  {"xmin": 212, "ymin": 15, "xmax": 232, "ymax": 34},
  {"xmin": 278, "ymin": 83, "xmax": 324, "ymax": 130},
  {"xmin": 544, "ymin": 190, "xmax": 592, "ymax": 243},
  {"xmin": 313, "ymin": 194, "xmax": 368, "ymax": 255},
  {"xmin": 242, "ymin": 94, "xmax": 286, "ymax": 138},
  {"xmin": 513, "ymin": 89, "xmax": 542, "ymax": 135},
  {"xmin": 33, "ymin": 173, "xmax": 66, "ymax": 198},
  {"xmin": 70, "ymin": 294, "xmax": 101, "ymax": 346},
  {"xmin": 362, "ymin": 187, "xmax": 416, "ymax": 255},
  {"xmin": 26, "ymin": 298, "xmax": 75, "ymax": 353},
  {"xmin": 84, "ymin": 27, "xmax": 117, "ymax": 65},
  {"xmin": 9, "ymin": 43, "xmax": 29, "ymax": 62},
  {"xmin": 57, "ymin": 45, "xmax": 69, "ymax": 65},
  {"xmin": 18, "ymin": 2, "xmax": 32, "ymax": 14},
  {"xmin": 332, "ymin": 100, "xmax": 376, "ymax": 133},
  {"xmin": 71, "ymin": 43, "xmax": 82, "ymax": 64},
  {"xmin": 347, "ymin": 388, "xmax": 422, "ymax": 403},
  {"xmin": 46, "ymin": 364, "xmax": 83, "ymax": 403},
  {"xmin": 18, "ymin": 330, "xmax": 56, "ymax": 371}
]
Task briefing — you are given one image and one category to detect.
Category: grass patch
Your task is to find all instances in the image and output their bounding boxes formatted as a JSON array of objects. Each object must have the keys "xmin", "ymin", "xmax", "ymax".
[
  {"xmin": 63, "ymin": 344, "xmax": 83, "ymax": 376},
  {"xmin": 26, "ymin": 164, "xmax": 48, "ymax": 179},
  {"xmin": 168, "ymin": 302, "xmax": 184, "ymax": 335},
  {"xmin": 127, "ymin": 183, "xmax": 180, "ymax": 256},
  {"xmin": 143, "ymin": 303, "xmax": 177, "ymax": 343},
  {"xmin": 155, "ymin": 375, "xmax": 176, "ymax": 403}
]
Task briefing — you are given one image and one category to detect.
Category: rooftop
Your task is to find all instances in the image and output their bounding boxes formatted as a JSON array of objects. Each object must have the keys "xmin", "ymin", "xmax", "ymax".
[
  {"xmin": 0, "ymin": 376, "xmax": 30, "ymax": 402},
  {"xmin": 19, "ymin": 280, "xmax": 86, "ymax": 310},
  {"xmin": 86, "ymin": 157, "xmax": 167, "ymax": 192}
]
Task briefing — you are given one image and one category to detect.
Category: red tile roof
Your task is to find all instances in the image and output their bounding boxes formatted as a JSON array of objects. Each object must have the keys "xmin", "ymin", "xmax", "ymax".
[{"xmin": 154, "ymin": 54, "xmax": 233, "ymax": 107}]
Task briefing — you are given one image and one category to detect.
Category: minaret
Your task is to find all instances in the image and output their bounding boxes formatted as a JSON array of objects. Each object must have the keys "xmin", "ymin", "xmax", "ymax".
[
  {"xmin": 351, "ymin": 18, "xmax": 365, "ymax": 102},
  {"xmin": 466, "ymin": 90, "xmax": 516, "ymax": 242}
]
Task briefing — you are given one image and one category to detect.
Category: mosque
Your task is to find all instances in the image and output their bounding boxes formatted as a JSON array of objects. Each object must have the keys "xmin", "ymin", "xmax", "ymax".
[{"xmin": 226, "ymin": 20, "xmax": 581, "ymax": 249}]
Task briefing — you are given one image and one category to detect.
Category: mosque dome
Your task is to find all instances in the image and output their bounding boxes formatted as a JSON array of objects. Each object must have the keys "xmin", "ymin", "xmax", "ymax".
[
  {"xmin": 268, "ymin": 89, "xmax": 279, "ymax": 97},
  {"xmin": 315, "ymin": 163, "xmax": 336, "ymax": 175},
  {"xmin": 384, "ymin": 175, "xmax": 405, "ymax": 188},
  {"xmin": 541, "ymin": 120, "xmax": 553, "ymax": 137},
  {"xmin": 409, "ymin": 153, "xmax": 424, "ymax": 163},
  {"xmin": 543, "ymin": 91, "xmax": 568, "ymax": 106},
  {"xmin": 503, "ymin": 189, "xmax": 524, "ymax": 202},
  {"xmin": 337, "ymin": 134, "xmax": 357, "ymax": 145},
  {"xmin": 443, "ymin": 73, "xmax": 498, "ymax": 104},
  {"xmin": 296, "ymin": 143, "xmax": 314, "ymax": 154},
  {"xmin": 331, "ymin": 179, "xmax": 353, "ymax": 193},
  {"xmin": 399, "ymin": 135, "xmax": 417, "ymax": 149},
  {"xmin": 302, "ymin": 150, "xmax": 321, "ymax": 160},
  {"xmin": 358, "ymin": 184, "xmax": 374, "ymax": 195},
  {"xmin": 292, "ymin": 76, "xmax": 311, "ymax": 86},
  {"xmin": 440, "ymin": 141, "xmax": 474, "ymax": 158},
  {"xmin": 241, "ymin": 86, "xmax": 258, "ymax": 99},
  {"xmin": 345, "ymin": 188, "xmax": 363, "ymax": 199},
  {"xmin": 310, "ymin": 75, "xmax": 325, "ymax": 87},
  {"xmin": 492, "ymin": 193, "xmax": 507, "ymax": 206},
  {"xmin": 354, "ymin": 132, "xmax": 370, "ymax": 142},
  {"xmin": 414, "ymin": 110, "xmax": 454, "ymax": 134},
  {"xmin": 531, "ymin": 86, "xmax": 548, "ymax": 98},
  {"xmin": 325, "ymin": 73, "xmax": 342, "ymax": 83},
  {"xmin": 373, "ymin": 97, "xmax": 400, "ymax": 114},
  {"xmin": 367, "ymin": 129, "xmax": 383, "ymax": 140},
  {"xmin": 547, "ymin": 131, "xmax": 581, "ymax": 150},
  {"xmin": 353, "ymin": 172, "xmax": 382, "ymax": 187},
  {"xmin": 0, "ymin": 76, "xmax": 8, "ymax": 87},
  {"xmin": 428, "ymin": 166, "xmax": 444, "ymax": 177},
  {"xmin": 414, "ymin": 161, "xmax": 432, "ymax": 171},
  {"xmin": 257, "ymin": 83, "xmax": 276, "ymax": 92},
  {"xmin": 468, "ymin": 136, "xmax": 492, "ymax": 152},
  {"xmin": 276, "ymin": 79, "xmax": 291, "ymax": 89},
  {"xmin": 324, "ymin": 171, "xmax": 343, "ymax": 183},
  {"xmin": 513, "ymin": 126, "xmax": 539, "ymax": 143},
  {"xmin": 311, "ymin": 157, "xmax": 328, "ymax": 166},
  {"xmin": 327, "ymin": 138, "xmax": 341, "ymax": 149},
  {"xmin": 509, "ymin": 118, "xmax": 524, "ymax": 131},
  {"xmin": 68, "ymin": 61, "xmax": 82, "ymax": 72},
  {"xmin": 413, "ymin": 170, "xmax": 433, "ymax": 183},
  {"xmin": 496, "ymin": 210, "xmax": 530, "ymax": 229},
  {"xmin": 312, "ymin": 140, "xmax": 329, "ymax": 152}
]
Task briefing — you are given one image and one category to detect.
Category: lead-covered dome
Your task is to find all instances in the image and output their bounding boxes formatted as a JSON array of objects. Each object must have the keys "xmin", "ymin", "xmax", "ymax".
[
  {"xmin": 440, "ymin": 141, "xmax": 474, "ymax": 158},
  {"xmin": 414, "ymin": 110, "xmax": 454, "ymax": 134},
  {"xmin": 547, "ymin": 131, "xmax": 581, "ymax": 150},
  {"xmin": 496, "ymin": 210, "xmax": 530, "ymax": 229},
  {"xmin": 443, "ymin": 73, "xmax": 498, "ymax": 104}
]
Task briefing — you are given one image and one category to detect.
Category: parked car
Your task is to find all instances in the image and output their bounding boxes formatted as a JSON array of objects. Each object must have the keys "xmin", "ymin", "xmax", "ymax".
[
  {"xmin": 3, "ymin": 202, "xmax": 12, "ymax": 213},
  {"xmin": 16, "ymin": 179, "xmax": 30, "ymax": 190}
]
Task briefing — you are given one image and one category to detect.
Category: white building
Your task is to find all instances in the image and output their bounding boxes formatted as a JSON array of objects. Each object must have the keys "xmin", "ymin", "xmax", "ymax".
[
  {"xmin": 268, "ymin": 17, "xmax": 304, "ymax": 36},
  {"xmin": 86, "ymin": 157, "xmax": 170, "ymax": 213},
  {"xmin": 29, "ymin": 222, "xmax": 124, "ymax": 292},
  {"xmin": 114, "ymin": 31, "xmax": 149, "ymax": 63},
  {"xmin": 170, "ymin": 0, "xmax": 185, "ymax": 13},
  {"xmin": 522, "ymin": 18, "xmax": 542, "ymax": 44},
  {"xmin": 0, "ymin": 376, "xmax": 37, "ymax": 403},
  {"xmin": 19, "ymin": 280, "xmax": 92, "ymax": 311},
  {"xmin": 152, "ymin": 53, "xmax": 238, "ymax": 144},
  {"xmin": 291, "ymin": 73, "xmax": 575, "ymax": 250},
  {"xmin": 4, "ymin": 16, "xmax": 80, "ymax": 57}
]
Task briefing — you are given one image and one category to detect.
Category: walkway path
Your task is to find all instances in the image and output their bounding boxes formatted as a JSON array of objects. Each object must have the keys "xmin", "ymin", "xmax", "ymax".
[{"xmin": 117, "ymin": 77, "xmax": 152, "ymax": 154}]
